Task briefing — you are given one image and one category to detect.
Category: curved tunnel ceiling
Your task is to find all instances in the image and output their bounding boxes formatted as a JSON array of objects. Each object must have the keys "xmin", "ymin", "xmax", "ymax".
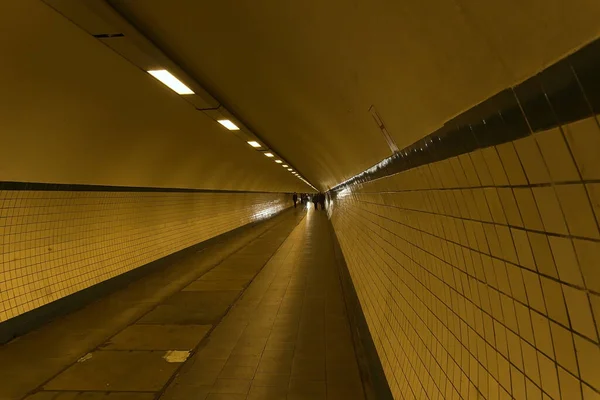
[
  {"xmin": 0, "ymin": 1, "xmax": 311, "ymax": 193},
  {"xmin": 110, "ymin": 0, "xmax": 600, "ymax": 190}
]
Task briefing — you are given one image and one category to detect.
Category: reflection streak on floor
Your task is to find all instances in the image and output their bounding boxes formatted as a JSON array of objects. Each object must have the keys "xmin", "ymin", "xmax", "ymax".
[{"xmin": 2, "ymin": 206, "xmax": 364, "ymax": 400}]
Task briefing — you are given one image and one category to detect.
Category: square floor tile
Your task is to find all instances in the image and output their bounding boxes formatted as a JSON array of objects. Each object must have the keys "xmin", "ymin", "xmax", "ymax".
[
  {"xmin": 288, "ymin": 379, "xmax": 326, "ymax": 399},
  {"xmin": 251, "ymin": 373, "xmax": 290, "ymax": 388},
  {"xmin": 211, "ymin": 378, "xmax": 251, "ymax": 394},
  {"xmin": 161, "ymin": 383, "xmax": 212, "ymax": 400},
  {"xmin": 218, "ymin": 364, "xmax": 257, "ymax": 379},
  {"xmin": 247, "ymin": 385, "xmax": 287, "ymax": 400}
]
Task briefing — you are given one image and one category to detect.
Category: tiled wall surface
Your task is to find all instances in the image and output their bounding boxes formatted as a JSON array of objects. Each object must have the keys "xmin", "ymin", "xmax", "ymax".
[
  {"xmin": 0, "ymin": 190, "xmax": 288, "ymax": 323},
  {"xmin": 331, "ymin": 117, "xmax": 600, "ymax": 399}
]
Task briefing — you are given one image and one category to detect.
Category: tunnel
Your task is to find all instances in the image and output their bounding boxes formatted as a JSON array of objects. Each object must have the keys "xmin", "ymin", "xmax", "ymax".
[{"xmin": 1, "ymin": 1, "xmax": 600, "ymax": 399}]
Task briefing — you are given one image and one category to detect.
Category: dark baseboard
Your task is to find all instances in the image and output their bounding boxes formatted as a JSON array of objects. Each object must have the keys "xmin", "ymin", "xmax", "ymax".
[
  {"xmin": 327, "ymin": 222, "xmax": 394, "ymax": 400},
  {"xmin": 0, "ymin": 208, "xmax": 290, "ymax": 345}
]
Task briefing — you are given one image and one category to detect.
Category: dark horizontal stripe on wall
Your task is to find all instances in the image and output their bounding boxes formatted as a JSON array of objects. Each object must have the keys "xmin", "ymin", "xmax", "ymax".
[
  {"xmin": 0, "ymin": 180, "xmax": 290, "ymax": 195},
  {"xmin": 332, "ymin": 38, "xmax": 600, "ymax": 192}
]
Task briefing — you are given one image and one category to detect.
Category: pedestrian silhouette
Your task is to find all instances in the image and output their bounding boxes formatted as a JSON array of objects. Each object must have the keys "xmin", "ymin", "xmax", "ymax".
[{"xmin": 293, "ymin": 192, "xmax": 298, "ymax": 208}]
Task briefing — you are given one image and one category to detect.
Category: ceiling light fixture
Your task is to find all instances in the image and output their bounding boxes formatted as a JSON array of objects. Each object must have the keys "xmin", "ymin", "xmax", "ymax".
[
  {"xmin": 282, "ymin": 164, "xmax": 288, "ymax": 168},
  {"xmin": 247, "ymin": 141, "xmax": 261, "ymax": 148},
  {"xmin": 288, "ymin": 168, "xmax": 293, "ymax": 171},
  {"xmin": 264, "ymin": 153, "xmax": 274, "ymax": 157},
  {"xmin": 217, "ymin": 119, "xmax": 240, "ymax": 130},
  {"xmin": 275, "ymin": 160, "xmax": 282, "ymax": 164},
  {"xmin": 147, "ymin": 69, "xmax": 194, "ymax": 95}
]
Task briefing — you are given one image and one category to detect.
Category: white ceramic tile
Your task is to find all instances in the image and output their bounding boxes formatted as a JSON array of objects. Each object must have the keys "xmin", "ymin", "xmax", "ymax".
[
  {"xmin": 549, "ymin": 236, "xmax": 585, "ymax": 287},
  {"xmin": 563, "ymin": 117, "xmax": 600, "ymax": 180},
  {"xmin": 574, "ymin": 334, "xmax": 600, "ymax": 391},
  {"xmin": 482, "ymin": 147, "xmax": 509, "ymax": 186},
  {"xmin": 535, "ymin": 128, "xmax": 580, "ymax": 182},
  {"xmin": 514, "ymin": 136, "xmax": 551, "ymax": 184},
  {"xmin": 515, "ymin": 188, "xmax": 546, "ymax": 231},
  {"xmin": 496, "ymin": 142, "xmax": 528, "ymax": 186},
  {"xmin": 573, "ymin": 239, "xmax": 600, "ymax": 293},
  {"xmin": 532, "ymin": 187, "xmax": 569, "ymax": 235},
  {"xmin": 555, "ymin": 184, "xmax": 600, "ymax": 239},
  {"xmin": 563, "ymin": 285, "xmax": 598, "ymax": 341}
]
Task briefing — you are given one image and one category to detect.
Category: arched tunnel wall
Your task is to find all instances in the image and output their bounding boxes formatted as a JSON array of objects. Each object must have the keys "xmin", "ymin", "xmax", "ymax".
[
  {"xmin": 329, "ymin": 70, "xmax": 600, "ymax": 399},
  {"xmin": 0, "ymin": 188, "xmax": 288, "ymax": 324},
  {"xmin": 0, "ymin": 1, "xmax": 306, "ymax": 328}
]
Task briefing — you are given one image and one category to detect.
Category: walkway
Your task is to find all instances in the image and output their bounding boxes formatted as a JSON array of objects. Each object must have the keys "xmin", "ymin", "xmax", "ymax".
[{"xmin": 0, "ymin": 207, "xmax": 365, "ymax": 400}]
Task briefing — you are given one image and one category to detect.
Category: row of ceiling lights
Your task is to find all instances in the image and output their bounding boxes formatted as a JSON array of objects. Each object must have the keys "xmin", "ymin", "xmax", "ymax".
[{"xmin": 147, "ymin": 69, "xmax": 317, "ymax": 191}]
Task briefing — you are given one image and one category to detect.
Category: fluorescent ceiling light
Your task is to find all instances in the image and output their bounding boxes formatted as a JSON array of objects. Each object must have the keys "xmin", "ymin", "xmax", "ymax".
[
  {"xmin": 247, "ymin": 141, "xmax": 261, "ymax": 148},
  {"xmin": 282, "ymin": 164, "xmax": 288, "ymax": 168},
  {"xmin": 264, "ymin": 152, "xmax": 274, "ymax": 157},
  {"xmin": 275, "ymin": 160, "xmax": 283, "ymax": 164},
  {"xmin": 288, "ymin": 168, "xmax": 293, "ymax": 171},
  {"xmin": 147, "ymin": 69, "xmax": 194, "ymax": 95},
  {"xmin": 217, "ymin": 119, "xmax": 240, "ymax": 130}
]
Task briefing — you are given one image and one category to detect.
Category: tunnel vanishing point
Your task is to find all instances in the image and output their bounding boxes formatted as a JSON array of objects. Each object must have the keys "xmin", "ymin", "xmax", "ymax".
[{"xmin": 1, "ymin": 1, "xmax": 600, "ymax": 399}]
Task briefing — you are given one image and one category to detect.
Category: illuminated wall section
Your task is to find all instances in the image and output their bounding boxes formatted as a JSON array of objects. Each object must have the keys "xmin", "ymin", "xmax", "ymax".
[{"xmin": 330, "ymin": 40, "xmax": 600, "ymax": 400}]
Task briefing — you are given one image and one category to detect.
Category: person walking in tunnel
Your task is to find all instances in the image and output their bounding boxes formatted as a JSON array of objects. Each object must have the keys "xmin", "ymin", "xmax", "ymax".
[
  {"xmin": 319, "ymin": 192, "xmax": 326, "ymax": 211},
  {"xmin": 293, "ymin": 192, "xmax": 298, "ymax": 208},
  {"xmin": 312, "ymin": 194, "xmax": 319, "ymax": 210}
]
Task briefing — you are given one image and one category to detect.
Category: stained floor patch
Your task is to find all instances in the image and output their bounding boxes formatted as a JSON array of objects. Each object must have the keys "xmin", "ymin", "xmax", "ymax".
[{"xmin": 163, "ymin": 350, "xmax": 190, "ymax": 363}]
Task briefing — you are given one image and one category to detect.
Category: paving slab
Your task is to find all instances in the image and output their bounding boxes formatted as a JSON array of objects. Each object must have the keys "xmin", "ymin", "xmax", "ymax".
[
  {"xmin": 198, "ymin": 270, "xmax": 257, "ymax": 281},
  {"xmin": 165, "ymin": 291, "xmax": 242, "ymax": 306},
  {"xmin": 25, "ymin": 392, "xmax": 155, "ymax": 400},
  {"xmin": 44, "ymin": 351, "xmax": 180, "ymax": 392},
  {"xmin": 102, "ymin": 324, "xmax": 211, "ymax": 350},
  {"xmin": 183, "ymin": 279, "xmax": 249, "ymax": 291},
  {"xmin": 138, "ymin": 291, "xmax": 240, "ymax": 325}
]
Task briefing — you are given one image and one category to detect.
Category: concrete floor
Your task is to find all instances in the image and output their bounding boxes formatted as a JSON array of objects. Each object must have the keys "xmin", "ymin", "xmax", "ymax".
[{"xmin": 0, "ymin": 207, "xmax": 365, "ymax": 400}]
